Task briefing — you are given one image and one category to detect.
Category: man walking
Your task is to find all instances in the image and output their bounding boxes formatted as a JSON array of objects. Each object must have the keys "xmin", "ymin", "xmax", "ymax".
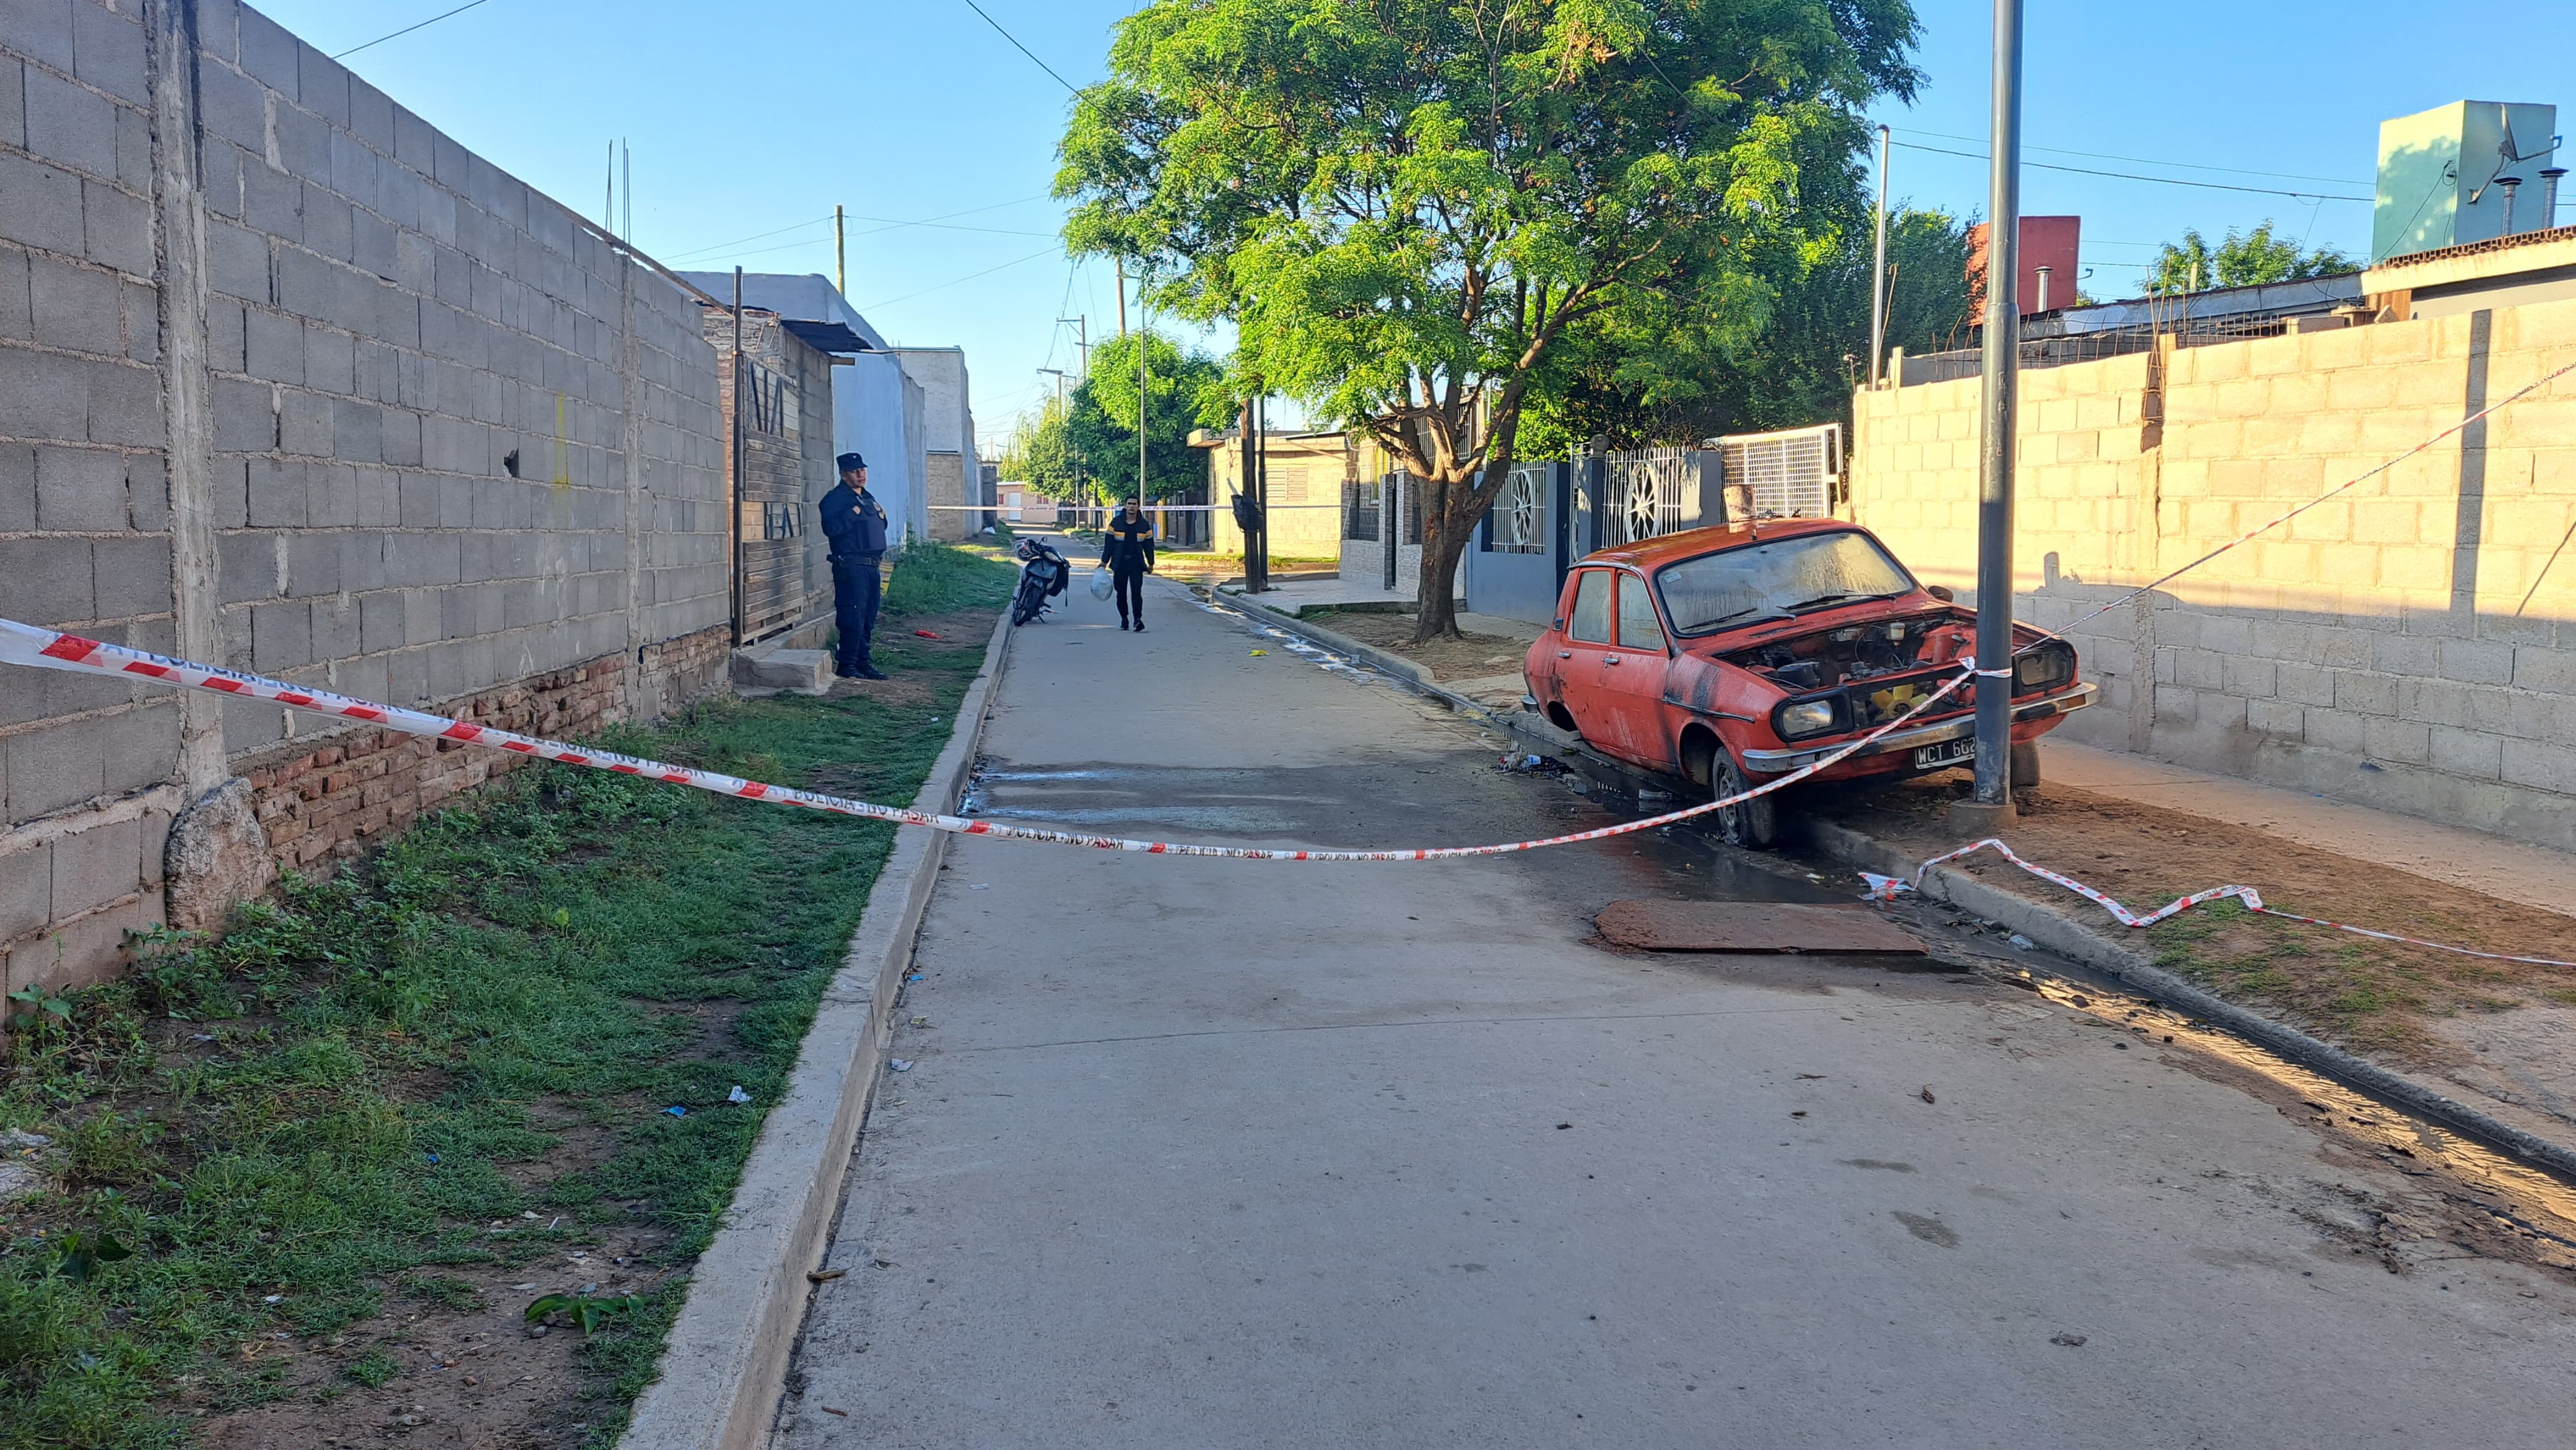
[
  {"xmin": 1099, "ymin": 496, "xmax": 1157, "ymax": 632},
  {"xmin": 820, "ymin": 453, "xmax": 889, "ymax": 679}
]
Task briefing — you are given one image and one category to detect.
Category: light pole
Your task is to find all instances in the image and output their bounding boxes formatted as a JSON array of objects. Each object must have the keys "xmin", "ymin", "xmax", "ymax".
[
  {"xmin": 1869, "ymin": 124, "xmax": 1891, "ymax": 388},
  {"xmin": 1962, "ymin": 0, "xmax": 2024, "ymax": 827}
]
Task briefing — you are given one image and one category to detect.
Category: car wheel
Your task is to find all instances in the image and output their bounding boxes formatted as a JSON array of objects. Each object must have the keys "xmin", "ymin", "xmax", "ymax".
[
  {"xmin": 1708, "ymin": 749, "xmax": 1781, "ymax": 851},
  {"xmin": 2010, "ymin": 740, "xmax": 2041, "ymax": 788}
]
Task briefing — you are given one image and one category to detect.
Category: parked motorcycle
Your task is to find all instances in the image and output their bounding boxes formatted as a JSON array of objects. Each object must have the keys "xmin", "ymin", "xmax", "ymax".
[{"xmin": 1011, "ymin": 537, "xmax": 1069, "ymax": 626}]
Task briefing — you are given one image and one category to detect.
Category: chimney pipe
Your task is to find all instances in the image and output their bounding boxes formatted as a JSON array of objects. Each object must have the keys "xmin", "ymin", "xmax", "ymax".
[
  {"xmin": 2498, "ymin": 176, "xmax": 2523, "ymax": 235},
  {"xmin": 2543, "ymin": 168, "xmax": 2568, "ymax": 230},
  {"xmin": 2034, "ymin": 264, "xmax": 2052, "ymax": 315}
]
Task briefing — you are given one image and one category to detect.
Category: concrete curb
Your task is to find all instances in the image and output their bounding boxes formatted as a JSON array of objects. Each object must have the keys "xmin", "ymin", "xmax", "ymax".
[
  {"xmin": 620, "ymin": 609, "xmax": 1014, "ymax": 1450},
  {"xmin": 1801, "ymin": 820, "xmax": 2576, "ymax": 1184},
  {"xmin": 1216, "ymin": 589, "xmax": 1440, "ymax": 690}
]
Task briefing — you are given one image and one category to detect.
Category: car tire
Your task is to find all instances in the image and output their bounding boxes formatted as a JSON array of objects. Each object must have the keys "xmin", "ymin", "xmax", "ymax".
[
  {"xmin": 2010, "ymin": 740, "xmax": 2041, "ymax": 788},
  {"xmin": 1709, "ymin": 750, "xmax": 1782, "ymax": 851}
]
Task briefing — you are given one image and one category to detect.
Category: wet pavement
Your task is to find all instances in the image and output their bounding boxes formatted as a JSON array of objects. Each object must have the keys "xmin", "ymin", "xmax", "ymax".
[{"xmin": 777, "ymin": 558, "xmax": 2576, "ymax": 1449}]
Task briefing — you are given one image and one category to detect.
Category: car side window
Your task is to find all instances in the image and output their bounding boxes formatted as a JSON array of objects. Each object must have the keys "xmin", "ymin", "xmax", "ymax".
[
  {"xmin": 1567, "ymin": 570, "xmax": 1612, "ymax": 644},
  {"xmin": 1616, "ymin": 575, "xmax": 1666, "ymax": 653}
]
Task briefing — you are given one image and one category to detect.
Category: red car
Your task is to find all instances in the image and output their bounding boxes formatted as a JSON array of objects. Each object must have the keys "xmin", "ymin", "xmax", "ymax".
[{"xmin": 1522, "ymin": 519, "xmax": 2094, "ymax": 847}]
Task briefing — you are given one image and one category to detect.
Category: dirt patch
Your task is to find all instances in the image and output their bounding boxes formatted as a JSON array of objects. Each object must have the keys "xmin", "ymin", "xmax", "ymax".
[
  {"xmin": 1306, "ymin": 610, "xmax": 1533, "ymax": 682},
  {"xmin": 190, "ymin": 1223, "xmax": 672, "ymax": 1450},
  {"xmin": 1818, "ymin": 773, "xmax": 2576, "ymax": 1083}
]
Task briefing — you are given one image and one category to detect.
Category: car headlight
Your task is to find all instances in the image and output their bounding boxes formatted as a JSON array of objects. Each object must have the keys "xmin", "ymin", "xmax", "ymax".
[
  {"xmin": 1773, "ymin": 697, "xmax": 1842, "ymax": 740},
  {"xmin": 2014, "ymin": 645, "xmax": 2074, "ymax": 691}
]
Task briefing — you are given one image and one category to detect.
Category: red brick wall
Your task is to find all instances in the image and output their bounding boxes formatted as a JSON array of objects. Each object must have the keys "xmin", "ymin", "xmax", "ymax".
[{"xmin": 243, "ymin": 624, "xmax": 731, "ymax": 876}]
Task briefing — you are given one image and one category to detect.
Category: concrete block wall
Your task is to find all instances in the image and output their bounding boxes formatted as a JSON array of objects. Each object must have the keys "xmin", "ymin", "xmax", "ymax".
[
  {"xmin": 1, "ymin": 0, "xmax": 730, "ymax": 1006},
  {"xmin": 1848, "ymin": 298, "xmax": 2576, "ymax": 851},
  {"xmin": 0, "ymin": 0, "xmax": 189, "ymax": 1000}
]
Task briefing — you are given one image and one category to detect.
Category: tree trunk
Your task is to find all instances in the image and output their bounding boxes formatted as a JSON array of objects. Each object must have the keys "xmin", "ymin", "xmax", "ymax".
[{"xmin": 1411, "ymin": 503, "xmax": 1474, "ymax": 641}]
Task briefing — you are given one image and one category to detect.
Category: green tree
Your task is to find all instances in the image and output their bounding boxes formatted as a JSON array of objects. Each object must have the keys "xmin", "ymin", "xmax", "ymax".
[
  {"xmin": 999, "ymin": 395, "xmax": 1085, "ymax": 496},
  {"xmin": 2143, "ymin": 220, "xmax": 2356, "ymax": 296},
  {"xmin": 1066, "ymin": 330, "xmax": 1236, "ymax": 502},
  {"xmin": 1525, "ymin": 205, "xmax": 1972, "ymax": 452},
  {"xmin": 1056, "ymin": 0, "xmax": 1921, "ymax": 639}
]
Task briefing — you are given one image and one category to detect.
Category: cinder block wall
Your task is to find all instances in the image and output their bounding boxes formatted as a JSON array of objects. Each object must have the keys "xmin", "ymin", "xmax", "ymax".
[
  {"xmin": 1, "ymin": 0, "xmax": 729, "ymax": 1002},
  {"xmin": 1849, "ymin": 298, "xmax": 2576, "ymax": 851}
]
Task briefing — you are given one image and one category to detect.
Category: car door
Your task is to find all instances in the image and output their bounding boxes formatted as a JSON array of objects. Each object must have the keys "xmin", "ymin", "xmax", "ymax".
[
  {"xmin": 1552, "ymin": 568, "xmax": 1621, "ymax": 753},
  {"xmin": 1596, "ymin": 571, "xmax": 1677, "ymax": 769}
]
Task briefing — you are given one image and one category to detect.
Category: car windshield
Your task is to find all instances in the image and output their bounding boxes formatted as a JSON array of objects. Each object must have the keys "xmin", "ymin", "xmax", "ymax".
[{"xmin": 1654, "ymin": 531, "xmax": 1915, "ymax": 636}]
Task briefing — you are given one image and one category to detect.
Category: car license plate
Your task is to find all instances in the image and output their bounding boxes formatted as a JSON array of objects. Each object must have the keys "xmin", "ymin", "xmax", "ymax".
[{"xmin": 1912, "ymin": 737, "xmax": 1977, "ymax": 770}]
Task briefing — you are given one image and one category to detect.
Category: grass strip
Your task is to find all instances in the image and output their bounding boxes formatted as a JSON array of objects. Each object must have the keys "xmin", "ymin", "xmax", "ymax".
[{"xmin": 0, "ymin": 542, "xmax": 1016, "ymax": 1449}]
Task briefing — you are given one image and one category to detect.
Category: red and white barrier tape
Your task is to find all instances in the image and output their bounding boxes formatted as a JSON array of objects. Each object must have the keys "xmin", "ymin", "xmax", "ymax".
[
  {"xmin": 0, "ymin": 616, "xmax": 1973, "ymax": 862},
  {"xmin": 1865, "ymin": 838, "xmax": 2576, "ymax": 968}
]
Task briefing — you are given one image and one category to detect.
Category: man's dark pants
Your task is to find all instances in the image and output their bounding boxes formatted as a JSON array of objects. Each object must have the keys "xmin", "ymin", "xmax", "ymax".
[
  {"xmin": 832, "ymin": 552, "xmax": 883, "ymax": 672},
  {"xmin": 1112, "ymin": 564, "xmax": 1146, "ymax": 625}
]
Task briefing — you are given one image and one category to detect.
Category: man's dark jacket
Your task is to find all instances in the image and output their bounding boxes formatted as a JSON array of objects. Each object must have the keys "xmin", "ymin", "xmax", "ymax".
[
  {"xmin": 820, "ymin": 484, "xmax": 888, "ymax": 558},
  {"xmin": 1099, "ymin": 513, "xmax": 1156, "ymax": 573}
]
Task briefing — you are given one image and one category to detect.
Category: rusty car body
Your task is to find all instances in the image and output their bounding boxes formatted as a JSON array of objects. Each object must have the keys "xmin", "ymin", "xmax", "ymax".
[{"xmin": 1521, "ymin": 519, "xmax": 2095, "ymax": 846}]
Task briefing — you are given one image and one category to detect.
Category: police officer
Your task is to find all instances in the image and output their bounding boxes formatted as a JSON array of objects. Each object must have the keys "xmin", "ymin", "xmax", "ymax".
[
  {"xmin": 820, "ymin": 453, "xmax": 889, "ymax": 679},
  {"xmin": 1099, "ymin": 495, "xmax": 1157, "ymax": 632}
]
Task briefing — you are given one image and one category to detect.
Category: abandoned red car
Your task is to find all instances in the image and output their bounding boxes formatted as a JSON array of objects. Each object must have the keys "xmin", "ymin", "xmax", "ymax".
[{"xmin": 1522, "ymin": 519, "xmax": 2094, "ymax": 847}]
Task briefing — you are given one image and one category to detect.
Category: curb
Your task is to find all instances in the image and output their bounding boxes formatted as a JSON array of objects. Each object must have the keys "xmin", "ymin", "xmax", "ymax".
[
  {"xmin": 620, "ymin": 609, "xmax": 1014, "ymax": 1450},
  {"xmin": 1801, "ymin": 819, "xmax": 2576, "ymax": 1184},
  {"xmin": 1216, "ymin": 589, "xmax": 1442, "ymax": 690}
]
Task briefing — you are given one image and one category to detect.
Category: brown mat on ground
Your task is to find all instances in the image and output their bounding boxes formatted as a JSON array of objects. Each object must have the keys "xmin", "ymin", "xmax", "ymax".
[{"xmin": 1595, "ymin": 899, "xmax": 1928, "ymax": 954}]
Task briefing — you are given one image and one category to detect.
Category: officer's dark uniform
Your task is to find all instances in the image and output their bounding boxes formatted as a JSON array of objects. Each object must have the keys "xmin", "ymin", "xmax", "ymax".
[
  {"xmin": 820, "ymin": 452, "xmax": 889, "ymax": 677},
  {"xmin": 1099, "ymin": 508, "xmax": 1157, "ymax": 630}
]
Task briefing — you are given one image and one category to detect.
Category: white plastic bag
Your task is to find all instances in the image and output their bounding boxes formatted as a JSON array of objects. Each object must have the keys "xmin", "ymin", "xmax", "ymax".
[{"xmin": 1089, "ymin": 567, "xmax": 1113, "ymax": 601}]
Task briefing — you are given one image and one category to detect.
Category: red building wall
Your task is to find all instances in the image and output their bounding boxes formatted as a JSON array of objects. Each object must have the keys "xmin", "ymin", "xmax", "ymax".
[{"xmin": 1967, "ymin": 215, "xmax": 2082, "ymax": 316}]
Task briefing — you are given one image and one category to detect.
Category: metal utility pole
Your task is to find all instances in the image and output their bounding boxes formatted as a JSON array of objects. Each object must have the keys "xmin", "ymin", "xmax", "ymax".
[
  {"xmin": 1251, "ymin": 394, "xmax": 1270, "ymax": 591},
  {"xmin": 1115, "ymin": 260, "xmax": 1128, "ymax": 336},
  {"xmin": 1967, "ymin": 0, "xmax": 2023, "ymax": 820},
  {"xmin": 729, "ymin": 266, "xmax": 746, "ymax": 644},
  {"xmin": 1136, "ymin": 278, "xmax": 1149, "ymax": 513},
  {"xmin": 1058, "ymin": 314, "xmax": 1089, "ymax": 383},
  {"xmin": 1869, "ymin": 124, "xmax": 1891, "ymax": 388},
  {"xmin": 835, "ymin": 205, "xmax": 846, "ymax": 297},
  {"xmin": 605, "ymin": 141, "xmax": 616, "ymax": 235}
]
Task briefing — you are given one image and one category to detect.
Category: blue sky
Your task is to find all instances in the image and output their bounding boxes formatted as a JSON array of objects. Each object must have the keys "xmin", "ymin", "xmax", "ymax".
[{"xmin": 264, "ymin": 2, "xmax": 2571, "ymax": 451}]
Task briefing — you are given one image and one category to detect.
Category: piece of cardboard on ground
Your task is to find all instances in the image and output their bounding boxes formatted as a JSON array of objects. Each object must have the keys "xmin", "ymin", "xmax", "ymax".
[{"xmin": 1595, "ymin": 900, "xmax": 1928, "ymax": 955}]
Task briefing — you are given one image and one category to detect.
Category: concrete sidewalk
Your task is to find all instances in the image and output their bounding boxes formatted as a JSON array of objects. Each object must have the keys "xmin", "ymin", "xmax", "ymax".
[
  {"xmin": 770, "ymin": 569, "xmax": 2576, "ymax": 1449},
  {"xmin": 2037, "ymin": 738, "xmax": 2576, "ymax": 921}
]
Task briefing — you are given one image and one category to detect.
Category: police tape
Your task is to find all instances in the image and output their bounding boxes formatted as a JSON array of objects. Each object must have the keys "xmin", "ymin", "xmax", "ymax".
[
  {"xmin": 0, "ymin": 615, "xmax": 1976, "ymax": 862},
  {"xmin": 1863, "ymin": 838, "xmax": 2576, "ymax": 968}
]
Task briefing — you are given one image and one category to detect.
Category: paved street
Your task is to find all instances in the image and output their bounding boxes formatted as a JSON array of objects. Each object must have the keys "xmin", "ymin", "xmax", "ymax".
[{"xmin": 781, "ymin": 557, "xmax": 2576, "ymax": 1449}]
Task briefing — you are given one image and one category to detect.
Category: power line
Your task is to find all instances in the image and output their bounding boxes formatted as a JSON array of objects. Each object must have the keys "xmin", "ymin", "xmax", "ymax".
[
  {"xmin": 1894, "ymin": 125, "xmax": 2369, "ymax": 188},
  {"xmin": 665, "ymin": 214, "xmax": 837, "ymax": 263},
  {"xmin": 333, "ymin": 0, "xmax": 497, "ymax": 60},
  {"xmin": 667, "ymin": 196, "xmax": 1056, "ymax": 263},
  {"xmin": 958, "ymin": 0, "xmax": 1080, "ymax": 95},
  {"xmin": 860, "ymin": 245, "xmax": 1062, "ymax": 311},
  {"xmin": 1892, "ymin": 141, "xmax": 2371, "ymax": 202}
]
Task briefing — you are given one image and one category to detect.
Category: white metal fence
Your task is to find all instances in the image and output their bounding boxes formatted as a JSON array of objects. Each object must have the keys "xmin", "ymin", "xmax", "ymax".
[{"xmin": 1713, "ymin": 423, "xmax": 1841, "ymax": 520}]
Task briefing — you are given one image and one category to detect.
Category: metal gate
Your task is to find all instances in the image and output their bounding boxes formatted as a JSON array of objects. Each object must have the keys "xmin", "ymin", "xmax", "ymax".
[
  {"xmin": 1715, "ymin": 423, "xmax": 1842, "ymax": 520},
  {"xmin": 1601, "ymin": 446, "xmax": 1693, "ymax": 546}
]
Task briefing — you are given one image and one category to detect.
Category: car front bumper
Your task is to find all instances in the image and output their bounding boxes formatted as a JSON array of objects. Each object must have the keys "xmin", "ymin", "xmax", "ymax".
[{"xmin": 1739, "ymin": 682, "xmax": 2097, "ymax": 773}]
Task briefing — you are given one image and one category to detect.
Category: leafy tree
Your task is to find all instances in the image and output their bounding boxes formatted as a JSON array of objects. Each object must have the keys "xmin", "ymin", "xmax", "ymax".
[
  {"xmin": 1525, "ymin": 205, "xmax": 1972, "ymax": 453},
  {"xmin": 2143, "ymin": 221, "xmax": 2356, "ymax": 295},
  {"xmin": 998, "ymin": 395, "xmax": 1086, "ymax": 496},
  {"xmin": 1066, "ymin": 330, "xmax": 1237, "ymax": 501},
  {"xmin": 1056, "ymin": 0, "xmax": 1922, "ymax": 640}
]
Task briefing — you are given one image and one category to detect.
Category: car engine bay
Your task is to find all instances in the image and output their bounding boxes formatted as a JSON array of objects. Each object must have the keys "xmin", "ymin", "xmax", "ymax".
[{"xmin": 1723, "ymin": 609, "xmax": 1976, "ymax": 692}]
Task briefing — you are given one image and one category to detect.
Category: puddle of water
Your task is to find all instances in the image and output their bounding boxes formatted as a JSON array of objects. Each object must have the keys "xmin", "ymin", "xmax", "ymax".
[
  {"xmin": 977, "ymin": 804, "xmax": 1303, "ymax": 833},
  {"xmin": 2021, "ymin": 975, "xmax": 2576, "ymax": 1256}
]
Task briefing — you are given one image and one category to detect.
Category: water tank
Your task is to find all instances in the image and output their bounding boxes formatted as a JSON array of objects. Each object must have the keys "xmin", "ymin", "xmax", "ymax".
[{"xmin": 2374, "ymin": 100, "xmax": 2559, "ymax": 263}]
